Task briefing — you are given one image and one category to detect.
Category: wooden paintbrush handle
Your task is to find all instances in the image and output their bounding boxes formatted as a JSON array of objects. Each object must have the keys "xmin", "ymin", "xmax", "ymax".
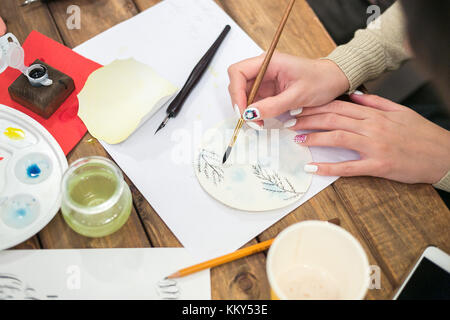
[{"xmin": 247, "ymin": 0, "xmax": 296, "ymax": 105}]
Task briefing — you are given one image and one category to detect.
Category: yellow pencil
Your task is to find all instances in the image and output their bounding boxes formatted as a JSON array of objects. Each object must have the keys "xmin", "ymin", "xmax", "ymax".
[
  {"xmin": 166, "ymin": 218, "xmax": 340, "ymax": 279},
  {"xmin": 166, "ymin": 239, "xmax": 274, "ymax": 279}
]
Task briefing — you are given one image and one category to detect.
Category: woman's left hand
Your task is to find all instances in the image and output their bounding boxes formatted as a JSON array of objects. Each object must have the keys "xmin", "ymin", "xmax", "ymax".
[{"xmin": 289, "ymin": 92, "xmax": 450, "ymax": 184}]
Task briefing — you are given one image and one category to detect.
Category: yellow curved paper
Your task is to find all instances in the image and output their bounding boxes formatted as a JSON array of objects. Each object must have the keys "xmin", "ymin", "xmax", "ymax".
[{"xmin": 78, "ymin": 58, "xmax": 177, "ymax": 144}]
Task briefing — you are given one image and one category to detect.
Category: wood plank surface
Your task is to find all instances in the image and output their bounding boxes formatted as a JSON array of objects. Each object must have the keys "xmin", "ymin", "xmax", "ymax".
[
  {"xmin": 11, "ymin": 236, "xmax": 41, "ymax": 250},
  {"xmin": 0, "ymin": 0, "xmax": 60, "ymax": 42},
  {"xmin": 47, "ymin": 0, "xmax": 139, "ymax": 47},
  {"xmin": 2, "ymin": 0, "xmax": 448, "ymax": 300},
  {"xmin": 333, "ymin": 177, "xmax": 450, "ymax": 288}
]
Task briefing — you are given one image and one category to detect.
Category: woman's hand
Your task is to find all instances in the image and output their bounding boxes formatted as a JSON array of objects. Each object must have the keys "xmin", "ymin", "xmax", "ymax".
[
  {"xmin": 291, "ymin": 93, "xmax": 450, "ymax": 184},
  {"xmin": 227, "ymin": 52, "xmax": 349, "ymax": 129},
  {"xmin": 0, "ymin": 17, "xmax": 6, "ymax": 36}
]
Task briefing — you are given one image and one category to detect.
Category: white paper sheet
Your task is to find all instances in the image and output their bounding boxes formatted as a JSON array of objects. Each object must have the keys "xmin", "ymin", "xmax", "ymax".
[
  {"xmin": 74, "ymin": 0, "xmax": 359, "ymax": 260},
  {"xmin": 0, "ymin": 248, "xmax": 210, "ymax": 300}
]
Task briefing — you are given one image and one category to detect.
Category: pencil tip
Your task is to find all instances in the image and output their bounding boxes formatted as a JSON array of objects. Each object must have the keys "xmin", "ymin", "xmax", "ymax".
[{"xmin": 165, "ymin": 273, "xmax": 177, "ymax": 280}]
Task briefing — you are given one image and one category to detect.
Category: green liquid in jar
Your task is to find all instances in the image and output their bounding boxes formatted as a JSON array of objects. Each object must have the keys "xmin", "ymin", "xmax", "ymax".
[{"xmin": 61, "ymin": 167, "xmax": 132, "ymax": 238}]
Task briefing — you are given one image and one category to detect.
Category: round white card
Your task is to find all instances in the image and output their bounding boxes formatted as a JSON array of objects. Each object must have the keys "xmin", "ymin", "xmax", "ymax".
[{"xmin": 194, "ymin": 118, "xmax": 312, "ymax": 212}]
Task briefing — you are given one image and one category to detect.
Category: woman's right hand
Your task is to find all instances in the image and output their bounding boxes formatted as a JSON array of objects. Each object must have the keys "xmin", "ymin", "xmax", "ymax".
[{"xmin": 227, "ymin": 52, "xmax": 349, "ymax": 129}]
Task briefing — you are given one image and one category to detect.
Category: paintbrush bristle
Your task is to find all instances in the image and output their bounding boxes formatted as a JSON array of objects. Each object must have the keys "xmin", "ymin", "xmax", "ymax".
[{"xmin": 222, "ymin": 146, "xmax": 232, "ymax": 164}]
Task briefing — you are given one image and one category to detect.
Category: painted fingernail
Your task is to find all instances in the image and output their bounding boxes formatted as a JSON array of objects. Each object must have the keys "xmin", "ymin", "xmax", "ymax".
[
  {"xmin": 294, "ymin": 134, "xmax": 307, "ymax": 143},
  {"xmin": 284, "ymin": 119, "xmax": 297, "ymax": 128},
  {"xmin": 246, "ymin": 121, "xmax": 263, "ymax": 131},
  {"xmin": 290, "ymin": 107, "xmax": 303, "ymax": 116},
  {"xmin": 243, "ymin": 107, "xmax": 260, "ymax": 121},
  {"xmin": 304, "ymin": 164, "xmax": 318, "ymax": 173},
  {"xmin": 353, "ymin": 90, "xmax": 364, "ymax": 95},
  {"xmin": 233, "ymin": 104, "xmax": 241, "ymax": 118}
]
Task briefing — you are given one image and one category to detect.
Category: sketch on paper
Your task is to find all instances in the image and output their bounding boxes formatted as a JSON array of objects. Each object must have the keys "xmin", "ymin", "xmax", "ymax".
[
  {"xmin": 156, "ymin": 279, "xmax": 180, "ymax": 300},
  {"xmin": 0, "ymin": 273, "xmax": 58, "ymax": 300},
  {"xmin": 252, "ymin": 164, "xmax": 301, "ymax": 200},
  {"xmin": 196, "ymin": 149, "xmax": 224, "ymax": 185}
]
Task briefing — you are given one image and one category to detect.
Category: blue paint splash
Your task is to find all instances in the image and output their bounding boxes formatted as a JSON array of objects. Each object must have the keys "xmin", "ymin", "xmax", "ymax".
[
  {"xmin": 16, "ymin": 208, "xmax": 27, "ymax": 216},
  {"xmin": 231, "ymin": 168, "xmax": 246, "ymax": 182},
  {"xmin": 26, "ymin": 164, "xmax": 41, "ymax": 178}
]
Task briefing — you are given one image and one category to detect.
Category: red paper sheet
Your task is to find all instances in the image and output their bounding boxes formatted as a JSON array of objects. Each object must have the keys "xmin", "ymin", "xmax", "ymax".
[{"xmin": 0, "ymin": 31, "xmax": 102, "ymax": 155}]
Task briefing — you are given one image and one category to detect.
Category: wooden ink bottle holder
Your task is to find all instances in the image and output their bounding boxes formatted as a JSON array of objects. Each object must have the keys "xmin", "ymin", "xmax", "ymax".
[
  {"xmin": 0, "ymin": 33, "xmax": 74, "ymax": 119},
  {"xmin": 8, "ymin": 59, "xmax": 75, "ymax": 119}
]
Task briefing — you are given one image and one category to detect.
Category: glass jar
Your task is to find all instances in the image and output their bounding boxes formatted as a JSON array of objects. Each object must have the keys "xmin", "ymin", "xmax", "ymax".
[{"xmin": 61, "ymin": 156, "xmax": 132, "ymax": 237}]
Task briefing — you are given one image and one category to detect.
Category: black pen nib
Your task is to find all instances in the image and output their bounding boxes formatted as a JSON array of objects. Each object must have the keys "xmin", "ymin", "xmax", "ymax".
[
  {"xmin": 222, "ymin": 146, "xmax": 232, "ymax": 164},
  {"xmin": 155, "ymin": 115, "xmax": 170, "ymax": 135}
]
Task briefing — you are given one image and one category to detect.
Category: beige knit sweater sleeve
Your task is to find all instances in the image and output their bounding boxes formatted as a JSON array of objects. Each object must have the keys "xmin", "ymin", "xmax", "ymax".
[
  {"xmin": 326, "ymin": 2, "xmax": 410, "ymax": 92},
  {"xmin": 325, "ymin": 2, "xmax": 450, "ymax": 192}
]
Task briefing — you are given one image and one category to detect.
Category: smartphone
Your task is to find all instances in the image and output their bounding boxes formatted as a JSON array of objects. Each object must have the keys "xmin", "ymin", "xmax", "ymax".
[{"xmin": 394, "ymin": 246, "xmax": 450, "ymax": 300}]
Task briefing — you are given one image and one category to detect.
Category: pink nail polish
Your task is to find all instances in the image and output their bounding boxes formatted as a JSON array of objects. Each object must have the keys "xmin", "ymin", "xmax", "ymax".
[{"xmin": 294, "ymin": 134, "xmax": 307, "ymax": 143}]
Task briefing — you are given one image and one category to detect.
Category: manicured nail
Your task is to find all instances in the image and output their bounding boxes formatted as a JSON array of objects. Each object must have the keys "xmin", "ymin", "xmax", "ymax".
[
  {"xmin": 246, "ymin": 121, "xmax": 263, "ymax": 131},
  {"xmin": 353, "ymin": 90, "xmax": 364, "ymax": 95},
  {"xmin": 284, "ymin": 119, "xmax": 297, "ymax": 128},
  {"xmin": 243, "ymin": 107, "xmax": 261, "ymax": 121},
  {"xmin": 294, "ymin": 134, "xmax": 307, "ymax": 143},
  {"xmin": 304, "ymin": 164, "xmax": 318, "ymax": 173},
  {"xmin": 233, "ymin": 104, "xmax": 241, "ymax": 118},
  {"xmin": 290, "ymin": 107, "xmax": 303, "ymax": 116}
]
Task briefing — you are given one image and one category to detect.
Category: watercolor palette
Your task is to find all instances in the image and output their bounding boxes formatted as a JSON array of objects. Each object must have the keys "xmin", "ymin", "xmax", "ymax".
[{"xmin": 0, "ymin": 104, "xmax": 67, "ymax": 250}]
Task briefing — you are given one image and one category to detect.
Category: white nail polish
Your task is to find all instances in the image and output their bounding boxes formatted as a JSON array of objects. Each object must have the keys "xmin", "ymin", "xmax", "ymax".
[
  {"xmin": 243, "ymin": 107, "xmax": 260, "ymax": 120},
  {"xmin": 290, "ymin": 107, "xmax": 303, "ymax": 116},
  {"xmin": 284, "ymin": 119, "xmax": 297, "ymax": 128},
  {"xmin": 234, "ymin": 104, "xmax": 241, "ymax": 118},
  {"xmin": 353, "ymin": 90, "xmax": 364, "ymax": 95},
  {"xmin": 246, "ymin": 121, "xmax": 263, "ymax": 131},
  {"xmin": 304, "ymin": 164, "xmax": 318, "ymax": 173}
]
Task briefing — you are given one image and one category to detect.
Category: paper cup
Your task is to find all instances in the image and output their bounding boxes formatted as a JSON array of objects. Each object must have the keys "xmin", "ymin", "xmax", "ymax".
[{"xmin": 266, "ymin": 221, "xmax": 370, "ymax": 300}]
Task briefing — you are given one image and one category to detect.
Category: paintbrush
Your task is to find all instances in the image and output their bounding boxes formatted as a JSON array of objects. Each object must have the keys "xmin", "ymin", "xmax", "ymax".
[{"xmin": 222, "ymin": 0, "xmax": 296, "ymax": 164}]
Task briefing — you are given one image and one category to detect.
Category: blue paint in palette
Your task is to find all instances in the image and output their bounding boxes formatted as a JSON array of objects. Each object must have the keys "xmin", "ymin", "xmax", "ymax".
[
  {"xmin": 1, "ymin": 194, "xmax": 40, "ymax": 229},
  {"xmin": 26, "ymin": 163, "xmax": 41, "ymax": 178},
  {"xmin": 15, "ymin": 153, "xmax": 52, "ymax": 185},
  {"xmin": 16, "ymin": 208, "xmax": 27, "ymax": 216}
]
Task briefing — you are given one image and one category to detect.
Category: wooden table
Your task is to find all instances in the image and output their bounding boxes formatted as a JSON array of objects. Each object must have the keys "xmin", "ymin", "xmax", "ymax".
[{"xmin": 2, "ymin": 0, "xmax": 449, "ymax": 300}]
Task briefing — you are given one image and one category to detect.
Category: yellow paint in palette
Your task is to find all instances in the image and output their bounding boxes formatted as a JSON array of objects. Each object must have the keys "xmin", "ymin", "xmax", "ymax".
[{"xmin": 4, "ymin": 127, "xmax": 25, "ymax": 140}]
